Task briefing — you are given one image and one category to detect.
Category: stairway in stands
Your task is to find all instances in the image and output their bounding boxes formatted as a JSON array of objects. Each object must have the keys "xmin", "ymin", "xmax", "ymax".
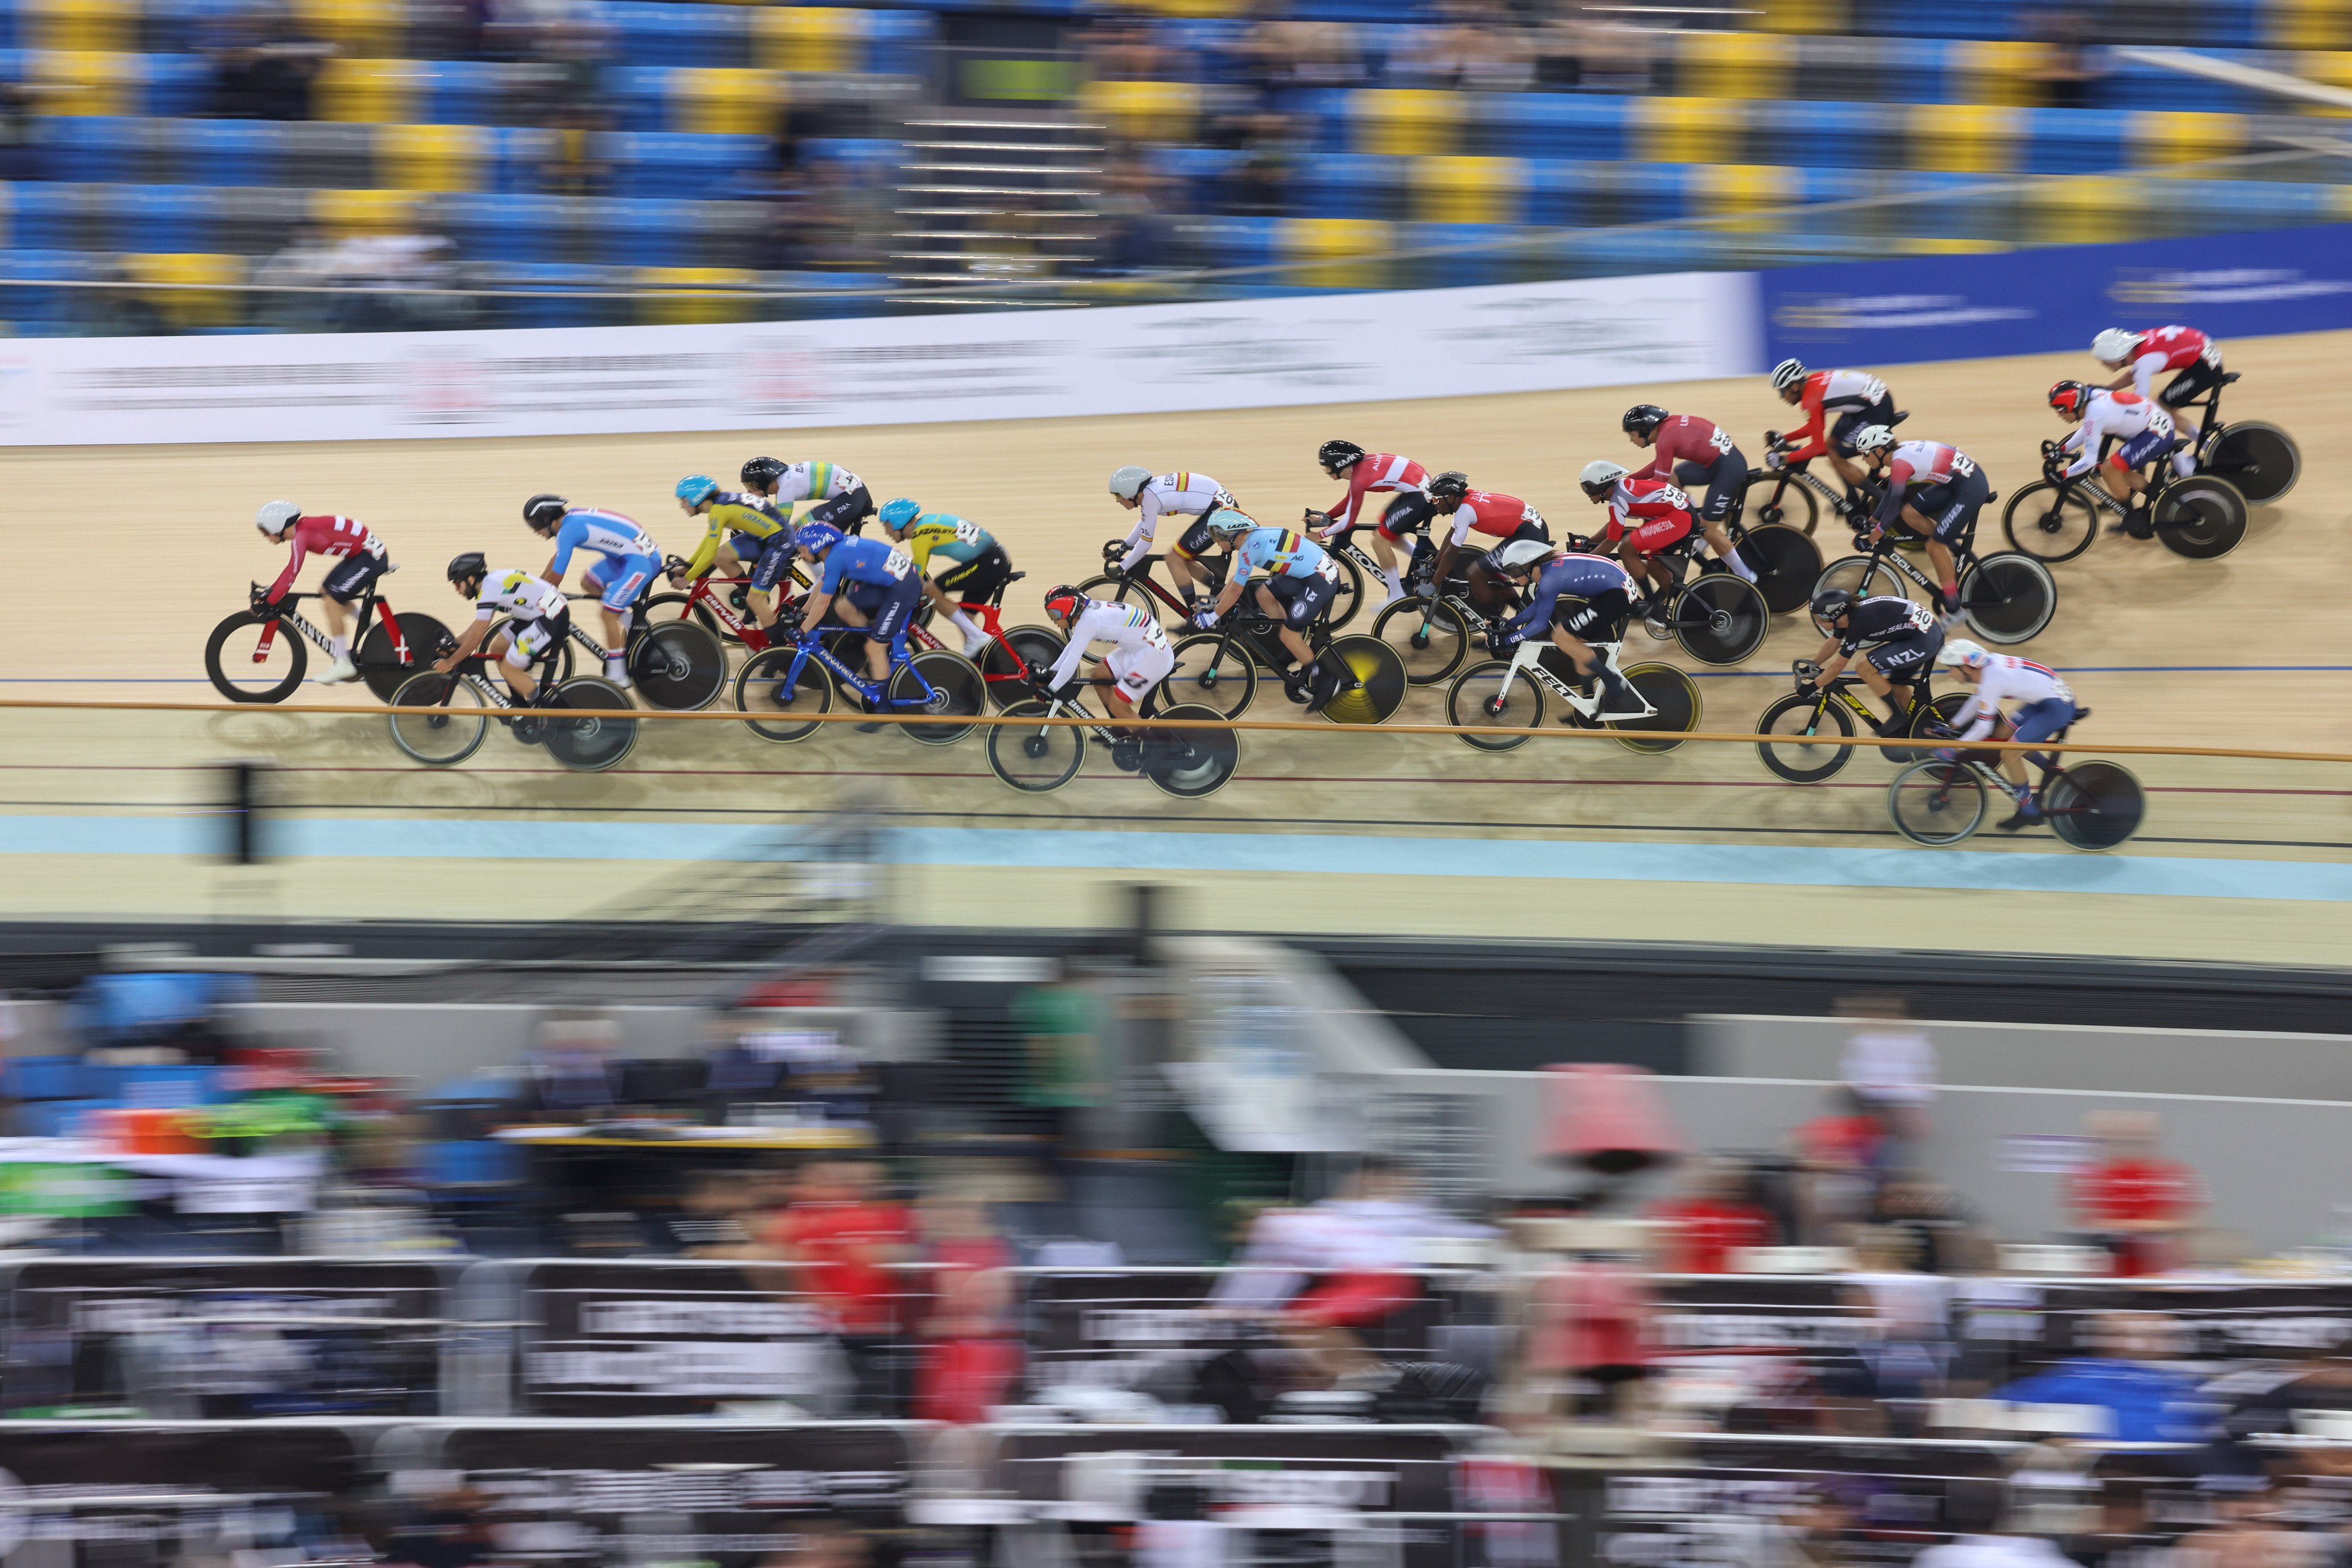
[{"xmin": 890, "ymin": 113, "xmax": 1106, "ymax": 298}]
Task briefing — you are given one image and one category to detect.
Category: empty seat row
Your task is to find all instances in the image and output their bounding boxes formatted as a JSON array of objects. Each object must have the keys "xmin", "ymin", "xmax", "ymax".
[{"xmin": 0, "ymin": 0, "xmax": 933, "ymax": 74}]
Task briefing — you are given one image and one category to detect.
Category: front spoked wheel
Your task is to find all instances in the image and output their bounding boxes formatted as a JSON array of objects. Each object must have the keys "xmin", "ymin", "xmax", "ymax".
[
  {"xmin": 1144, "ymin": 703, "xmax": 1240, "ymax": 798},
  {"xmin": 1316, "ymin": 635, "xmax": 1407, "ymax": 725},
  {"xmin": 1323, "ymin": 550, "xmax": 1366, "ymax": 632},
  {"xmin": 1959, "ymin": 552, "xmax": 2056, "ymax": 645},
  {"xmin": 1610, "ymin": 663, "xmax": 1701, "ymax": 754},
  {"xmin": 984, "ymin": 700, "xmax": 1083, "ymax": 793},
  {"xmin": 1999, "ymin": 480, "xmax": 2099, "ymax": 563},
  {"xmin": 541, "ymin": 677, "xmax": 639, "ymax": 773},
  {"xmin": 386, "ymin": 671, "xmax": 488, "ymax": 766},
  {"xmin": 1445, "ymin": 660, "xmax": 1541, "ymax": 751},
  {"xmin": 1741, "ymin": 473, "xmax": 1820, "ymax": 536},
  {"xmin": 205, "ymin": 610, "xmax": 308, "ymax": 703},
  {"xmin": 2044, "ymin": 760, "xmax": 2145, "ymax": 851},
  {"xmin": 1168, "ymin": 634, "xmax": 1258, "ymax": 719},
  {"xmin": 891, "ymin": 650, "xmax": 986, "ymax": 745},
  {"xmin": 1756, "ymin": 691, "xmax": 1856, "ymax": 782},
  {"xmin": 733, "ymin": 646, "xmax": 833, "ymax": 742},
  {"xmin": 1371, "ymin": 596, "xmax": 1471, "ymax": 686},
  {"xmin": 1887, "ymin": 759, "xmax": 1988, "ymax": 845}
]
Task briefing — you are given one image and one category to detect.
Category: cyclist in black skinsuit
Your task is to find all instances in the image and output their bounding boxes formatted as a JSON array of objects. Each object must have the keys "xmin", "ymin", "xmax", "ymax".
[{"xmin": 1802, "ymin": 587, "xmax": 1944, "ymax": 736}]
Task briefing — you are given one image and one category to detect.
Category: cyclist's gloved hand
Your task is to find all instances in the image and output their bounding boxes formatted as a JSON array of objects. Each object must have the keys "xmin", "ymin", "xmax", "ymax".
[
  {"xmin": 1487, "ymin": 628, "xmax": 1518, "ymax": 655},
  {"xmin": 1192, "ymin": 607, "xmax": 1218, "ymax": 629},
  {"xmin": 1764, "ymin": 450, "xmax": 1786, "ymax": 472}
]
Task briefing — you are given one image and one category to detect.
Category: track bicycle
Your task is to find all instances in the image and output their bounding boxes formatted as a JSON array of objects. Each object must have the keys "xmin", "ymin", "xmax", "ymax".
[
  {"xmin": 1631, "ymin": 531, "xmax": 1771, "ymax": 666},
  {"xmin": 1074, "ymin": 542, "xmax": 1231, "ymax": 644},
  {"xmin": 642, "ymin": 556, "xmax": 815, "ymax": 647},
  {"xmin": 1737, "ymin": 418, "xmax": 1906, "ymax": 540},
  {"xmin": 2000, "ymin": 442, "xmax": 2246, "ymax": 563},
  {"xmin": 523, "ymin": 582, "xmax": 728, "ymax": 712},
  {"xmin": 207, "ymin": 573, "xmax": 449, "ymax": 704},
  {"xmin": 1444, "ymin": 635, "xmax": 1701, "ymax": 754},
  {"xmin": 1754, "ymin": 659, "xmax": 1964, "ymax": 782},
  {"xmin": 1813, "ymin": 516, "xmax": 2056, "ymax": 647},
  {"xmin": 386, "ymin": 640, "xmax": 638, "ymax": 773},
  {"xmin": 730, "ymin": 618, "xmax": 986, "ymax": 746},
  {"xmin": 1167, "ymin": 597, "xmax": 1408, "ymax": 725},
  {"xmin": 986, "ymin": 688, "xmax": 1240, "ymax": 798},
  {"xmin": 905, "ymin": 572, "xmax": 1068, "ymax": 712},
  {"xmin": 1885, "ymin": 717, "xmax": 2142, "ymax": 851},
  {"xmin": 2181, "ymin": 370, "xmax": 2299, "ymax": 504},
  {"xmin": 1662, "ymin": 467, "xmax": 1822, "ymax": 616}
]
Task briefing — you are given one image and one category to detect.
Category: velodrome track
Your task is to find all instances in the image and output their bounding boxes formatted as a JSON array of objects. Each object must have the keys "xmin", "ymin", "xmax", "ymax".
[{"xmin": 1, "ymin": 331, "xmax": 2346, "ymax": 960}]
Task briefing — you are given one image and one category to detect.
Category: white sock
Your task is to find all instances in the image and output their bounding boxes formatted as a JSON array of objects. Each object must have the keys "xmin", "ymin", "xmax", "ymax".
[
  {"xmin": 949, "ymin": 610, "xmax": 981, "ymax": 638},
  {"xmin": 330, "ymin": 636, "xmax": 349, "ymax": 660},
  {"xmin": 1727, "ymin": 554, "xmax": 1758, "ymax": 582},
  {"xmin": 611, "ymin": 609, "xmax": 632, "ymax": 639},
  {"xmin": 1380, "ymin": 569, "xmax": 1404, "ymax": 598},
  {"xmin": 2172, "ymin": 450, "xmax": 2195, "ymax": 479}
]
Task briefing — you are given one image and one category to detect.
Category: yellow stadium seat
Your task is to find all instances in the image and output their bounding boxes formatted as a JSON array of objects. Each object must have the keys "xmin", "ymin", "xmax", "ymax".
[
  {"xmin": 376, "ymin": 123, "xmax": 484, "ymax": 191},
  {"xmin": 1080, "ymin": 78, "xmax": 1200, "ymax": 143},
  {"xmin": 2299, "ymin": 51, "xmax": 2352, "ymax": 113},
  {"xmin": 310, "ymin": 187, "xmax": 420, "ymax": 235},
  {"xmin": 123, "ymin": 251, "xmax": 245, "ymax": 329},
  {"xmin": 2131, "ymin": 110, "xmax": 2244, "ymax": 164},
  {"xmin": 312, "ymin": 57, "xmax": 421, "ymax": 123},
  {"xmin": 1122, "ymin": 0, "xmax": 1243, "ymax": 14},
  {"xmin": 1906, "ymin": 103, "xmax": 2021, "ymax": 173},
  {"xmin": 1409, "ymin": 155, "xmax": 1524, "ymax": 224},
  {"xmin": 1895, "ymin": 237, "xmax": 2011, "ymax": 254},
  {"xmin": 671, "ymin": 68, "xmax": 782, "ymax": 135},
  {"xmin": 636, "ymin": 267, "xmax": 759, "ymax": 325},
  {"xmin": 21, "ymin": 0, "xmax": 138, "ymax": 57},
  {"xmin": 2270, "ymin": 0, "xmax": 2352, "ymax": 50},
  {"xmin": 1691, "ymin": 163, "xmax": 1796, "ymax": 230},
  {"xmin": 1633, "ymin": 96, "xmax": 1748, "ymax": 164},
  {"xmin": 291, "ymin": 0, "xmax": 401, "ymax": 57},
  {"xmin": 1762, "ymin": 0, "xmax": 1844, "ymax": 34},
  {"xmin": 1953, "ymin": 40, "xmax": 2052, "ymax": 107},
  {"xmin": 29, "ymin": 51, "xmax": 141, "ymax": 117},
  {"xmin": 750, "ymin": 7, "xmax": 864, "ymax": 73},
  {"xmin": 1351, "ymin": 89, "xmax": 1459, "ymax": 157},
  {"xmin": 1280, "ymin": 216, "xmax": 1391, "ymax": 289},
  {"xmin": 1677, "ymin": 33, "xmax": 1792, "ymax": 101},
  {"xmin": 2025, "ymin": 175, "xmax": 2140, "ymax": 245}
]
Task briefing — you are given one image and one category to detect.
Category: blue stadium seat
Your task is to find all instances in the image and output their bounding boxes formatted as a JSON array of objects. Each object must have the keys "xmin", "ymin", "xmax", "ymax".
[
  {"xmin": 108, "ymin": 182, "xmax": 217, "ymax": 251},
  {"xmin": 1, "ymin": 1056, "xmax": 90, "ymax": 1101},
  {"xmin": 172, "ymin": 119, "xmax": 283, "ymax": 186},
  {"xmin": 603, "ymin": 64, "xmax": 672, "ymax": 134},
  {"xmin": 603, "ymin": 1, "xmax": 747, "ymax": 68},
  {"xmin": 441, "ymin": 191, "xmax": 573, "ymax": 261},
  {"xmin": 1300, "ymin": 152, "xmax": 1403, "ymax": 219},
  {"xmin": 9, "ymin": 183, "xmax": 86, "ymax": 249},
  {"xmin": 137, "ymin": 51, "xmax": 211, "ymax": 116},
  {"xmin": 483, "ymin": 261, "xmax": 609, "ymax": 326},
  {"xmin": 863, "ymin": 9, "xmax": 934, "ymax": 75},
  {"xmin": 43, "ymin": 115, "xmax": 146, "ymax": 183},
  {"xmin": 605, "ymin": 132, "xmax": 768, "ymax": 200},
  {"xmin": 1481, "ymin": 95, "xmax": 1628, "ymax": 161}
]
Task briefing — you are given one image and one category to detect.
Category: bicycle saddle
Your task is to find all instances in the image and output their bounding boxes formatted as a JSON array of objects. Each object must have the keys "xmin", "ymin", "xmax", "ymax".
[
  {"xmin": 2219, "ymin": 373, "xmax": 2241, "ymax": 386},
  {"xmin": 383, "ymin": 562, "xmax": 401, "ymax": 575},
  {"xmin": 1890, "ymin": 411, "xmax": 1910, "ymax": 427}
]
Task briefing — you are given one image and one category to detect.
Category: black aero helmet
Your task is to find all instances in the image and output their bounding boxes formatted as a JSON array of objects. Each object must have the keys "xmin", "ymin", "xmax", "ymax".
[
  {"xmin": 1318, "ymin": 439, "xmax": 1367, "ymax": 477},
  {"xmin": 741, "ymin": 455, "xmax": 786, "ymax": 489},
  {"xmin": 1426, "ymin": 470, "xmax": 1470, "ymax": 507},
  {"xmin": 523, "ymin": 493, "xmax": 568, "ymax": 530},
  {"xmin": 448, "ymin": 551, "xmax": 488, "ymax": 584},
  {"xmin": 1811, "ymin": 586, "xmax": 1855, "ymax": 623},
  {"xmin": 1623, "ymin": 404, "xmax": 1669, "ymax": 439}
]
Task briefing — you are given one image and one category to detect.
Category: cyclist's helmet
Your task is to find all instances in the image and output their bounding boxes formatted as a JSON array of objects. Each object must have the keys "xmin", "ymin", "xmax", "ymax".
[
  {"xmin": 1810, "ymin": 586, "xmax": 1855, "ymax": 623},
  {"xmin": 1770, "ymin": 358, "xmax": 1808, "ymax": 395},
  {"xmin": 878, "ymin": 497, "xmax": 922, "ymax": 532},
  {"xmin": 522, "ymin": 493, "xmax": 569, "ymax": 532},
  {"xmin": 255, "ymin": 500, "xmax": 300, "ymax": 536},
  {"xmin": 675, "ymin": 474, "xmax": 720, "ymax": 508},
  {"xmin": 447, "ymin": 551, "xmax": 488, "ymax": 584},
  {"xmin": 1937, "ymin": 638, "xmax": 1994, "ymax": 670},
  {"xmin": 1426, "ymin": 470, "xmax": 1470, "ymax": 508},
  {"xmin": 1318, "ymin": 438, "xmax": 1367, "ymax": 477},
  {"xmin": 2048, "ymin": 380, "xmax": 2090, "ymax": 418},
  {"xmin": 1109, "ymin": 465, "xmax": 1152, "ymax": 501},
  {"xmin": 795, "ymin": 522, "xmax": 845, "ymax": 556},
  {"xmin": 740, "ymin": 455, "xmax": 786, "ymax": 490},
  {"xmin": 1849, "ymin": 424, "xmax": 1897, "ymax": 458},
  {"xmin": 2091, "ymin": 328, "xmax": 2139, "ymax": 366},
  {"xmin": 1494, "ymin": 539, "xmax": 1553, "ymax": 575},
  {"xmin": 1622, "ymin": 404, "xmax": 1669, "ymax": 440},
  {"xmin": 1203, "ymin": 507, "xmax": 1256, "ymax": 540},
  {"xmin": 1042, "ymin": 584, "xmax": 1087, "ymax": 624},
  {"xmin": 1579, "ymin": 459, "xmax": 1628, "ymax": 502}
]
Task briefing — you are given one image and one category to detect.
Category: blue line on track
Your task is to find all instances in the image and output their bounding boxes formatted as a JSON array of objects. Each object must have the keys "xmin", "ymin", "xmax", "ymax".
[{"xmin": 6, "ymin": 817, "xmax": 2351, "ymax": 903}]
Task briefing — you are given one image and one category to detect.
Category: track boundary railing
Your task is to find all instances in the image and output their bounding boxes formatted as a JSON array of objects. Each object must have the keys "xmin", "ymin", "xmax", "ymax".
[{"xmin": 3, "ymin": 696, "xmax": 2342, "ymax": 765}]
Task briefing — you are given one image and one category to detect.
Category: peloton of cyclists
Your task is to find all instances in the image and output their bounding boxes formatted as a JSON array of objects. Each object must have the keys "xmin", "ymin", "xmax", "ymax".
[
  {"xmin": 1803, "ymin": 586, "xmax": 1944, "ymax": 738},
  {"xmin": 1195, "ymin": 508, "xmax": 1342, "ymax": 704},
  {"xmin": 1305, "ymin": 439, "xmax": 1434, "ymax": 604},
  {"xmin": 1034, "ymin": 584, "xmax": 1176, "ymax": 770},
  {"xmin": 2047, "ymin": 380, "xmax": 2183, "ymax": 538},
  {"xmin": 876, "ymin": 497, "xmax": 1013, "ymax": 659},
  {"xmin": 1849, "ymin": 427, "xmax": 1991, "ymax": 615},
  {"xmin": 1110, "ymin": 466, "xmax": 1239, "ymax": 614},
  {"xmin": 1422, "ymin": 470, "xmax": 1551, "ymax": 601},
  {"xmin": 1768, "ymin": 359, "xmax": 1898, "ymax": 499},
  {"xmin": 1486, "ymin": 539, "xmax": 1645, "ymax": 716},
  {"xmin": 253, "ymin": 501, "xmax": 392, "ymax": 686},
  {"xmin": 1935, "ymin": 639, "xmax": 2081, "ymax": 833},
  {"xmin": 526, "ymin": 493, "xmax": 661, "ymax": 688}
]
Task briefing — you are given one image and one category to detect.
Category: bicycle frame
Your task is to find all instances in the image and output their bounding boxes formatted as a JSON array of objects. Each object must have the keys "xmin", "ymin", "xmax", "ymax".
[
  {"xmin": 675, "ymin": 571, "xmax": 780, "ymax": 651},
  {"xmin": 248, "ymin": 584, "xmax": 410, "ymax": 666},
  {"xmin": 1748, "ymin": 461, "xmax": 1864, "ymax": 526},
  {"xmin": 763, "ymin": 635, "xmax": 939, "ymax": 710},
  {"xmin": 1485, "ymin": 639, "xmax": 1653, "ymax": 722}
]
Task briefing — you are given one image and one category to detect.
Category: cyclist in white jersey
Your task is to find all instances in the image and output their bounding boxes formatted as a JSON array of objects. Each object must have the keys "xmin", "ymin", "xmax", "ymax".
[
  {"xmin": 1936, "ymin": 639, "xmax": 2080, "ymax": 832},
  {"xmin": 436, "ymin": 553, "xmax": 571, "ymax": 713},
  {"xmin": 2048, "ymin": 380, "xmax": 2181, "ymax": 538},
  {"xmin": 1037, "ymin": 584, "xmax": 1176, "ymax": 769},
  {"xmin": 1109, "ymin": 465, "xmax": 1237, "ymax": 608}
]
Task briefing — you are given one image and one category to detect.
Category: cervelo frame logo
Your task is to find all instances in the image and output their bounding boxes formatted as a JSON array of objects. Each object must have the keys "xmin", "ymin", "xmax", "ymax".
[
  {"xmin": 2108, "ymin": 267, "xmax": 2352, "ymax": 306},
  {"xmin": 1773, "ymin": 293, "xmax": 2035, "ymax": 333}
]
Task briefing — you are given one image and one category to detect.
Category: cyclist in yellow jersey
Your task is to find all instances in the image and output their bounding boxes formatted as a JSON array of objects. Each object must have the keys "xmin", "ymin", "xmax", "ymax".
[
  {"xmin": 877, "ymin": 497, "xmax": 1013, "ymax": 658},
  {"xmin": 669, "ymin": 475, "xmax": 796, "ymax": 636}
]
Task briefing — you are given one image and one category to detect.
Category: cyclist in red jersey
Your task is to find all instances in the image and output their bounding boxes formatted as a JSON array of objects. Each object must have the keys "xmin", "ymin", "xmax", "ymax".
[
  {"xmin": 1581, "ymin": 460, "xmax": 1693, "ymax": 638},
  {"xmin": 253, "ymin": 500, "xmax": 391, "ymax": 685},
  {"xmin": 1623, "ymin": 405, "xmax": 1758, "ymax": 585},
  {"xmin": 1768, "ymin": 360, "xmax": 1896, "ymax": 495},
  {"xmin": 1304, "ymin": 439, "xmax": 1436, "ymax": 604},
  {"xmin": 1422, "ymin": 470, "xmax": 1551, "ymax": 598},
  {"xmin": 2092, "ymin": 325, "xmax": 2223, "ymax": 446}
]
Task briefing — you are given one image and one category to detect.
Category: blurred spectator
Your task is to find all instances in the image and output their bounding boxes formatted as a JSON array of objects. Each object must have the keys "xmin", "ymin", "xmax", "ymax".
[
  {"xmin": 1223, "ymin": 112, "xmax": 1301, "ymax": 218},
  {"xmin": 1208, "ymin": 1158, "xmax": 1430, "ymax": 1387},
  {"xmin": 202, "ymin": 2, "xmax": 331, "ymax": 122},
  {"xmin": 1081, "ymin": 10, "xmax": 1177, "ymax": 82},
  {"xmin": 1098, "ymin": 145, "xmax": 1171, "ymax": 276},
  {"xmin": 913, "ymin": 1194, "xmax": 1022, "ymax": 1424},
  {"xmin": 1394, "ymin": 0, "xmax": 1534, "ymax": 92},
  {"xmin": 764, "ymin": 1158, "xmax": 914, "ymax": 1416},
  {"xmin": 1793, "ymin": 1088, "xmax": 1884, "ymax": 1243},
  {"xmin": 253, "ymin": 222, "xmax": 341, "ymax": 332},
  {"xmin": 1818, "ymin": 1227, "xmax": 1956, "ymax": 1430},
  {"xmin": 1515, "ymin": 1230, "xmax": 1654, "ymax": 1424},
  {"xmin": 542, "ymin": 109, "xmax": 612, "ymax": 197},
  {"xmin": 1561, "ymin": 5, "xmax": 1655, "ymax": 95},
  {"xmin": 2023, "ymin": 6, "xmax": 2105, "ymax": 110},
  {"xmin": 1873, "ymin": 1172, "xmax": 1984, "ymax": 1274},
  {"xmin": 1014, "ymin": 976, "xmax": 1104, "ymax": 1157},
  {"xmin": 2067, "ymin": 1111, "xmax": 2203, "ymax": 1277},
  {"xmin": 0, "ymin": 84, "xmax": 41, "ymax": 182},
  {"xmin": 2205, "ymin": 1331, "xmax": 2352, "ymax": 1481},
  {"xmin": 1650, "ymin": 1157, "xmax": 1777, "ymax": 1273},
  {"xmin": 1911, "ymin": 1481, "xmax": 2077, "ymax": 1568},
  {"xmin": 2169, "ymin": 1480, "xmax": 2314, "ymax": 1568},
  {"xmin": 1993, "ymin": 1311, "xmax": 2216, "ymax": 1443},
  {"xmin": 385, "ymin": 1484, "xmax": 494, "ymax": 1568},
  {"xmin": 1838, "ymin": 994, "xmax": 1936, "ymax": 1171}
]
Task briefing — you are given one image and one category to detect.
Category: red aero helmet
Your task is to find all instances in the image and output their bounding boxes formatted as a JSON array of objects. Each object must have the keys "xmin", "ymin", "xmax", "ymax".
[{"xmin": 2048, "ymin": 380, "xmax": 2089, "ymax": 416}]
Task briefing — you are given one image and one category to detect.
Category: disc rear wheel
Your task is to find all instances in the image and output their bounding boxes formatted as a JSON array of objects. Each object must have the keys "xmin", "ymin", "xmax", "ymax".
[
  {"xmin": 1145, "ymin": 703, "xmax": 1240, "ymax": 798},
  {"xmin": 1316, "ymin": 635, "xmax": 1407, "ymax": 725},
  {"xmin": 2152, "ymin": 474, "xmax": 2246, "ymax": 559},
  {"xmin": 1736, "ymin": 524, "xmax": 1823, "ymax": 615},
  {"xmin": 1611, "ymin": 662, "xmax": 1701, "ymax": 754},
  {"xmin": 891, "ymin": 650, "xmax": 986, "ymax": 744},
  {"xmin": 2045, "ymin": 760, "xmax": 2145, "ymax": 851},
  {"xmin": 2204, "ymin": 420, "xmax": 2298, "ymax": 503}
]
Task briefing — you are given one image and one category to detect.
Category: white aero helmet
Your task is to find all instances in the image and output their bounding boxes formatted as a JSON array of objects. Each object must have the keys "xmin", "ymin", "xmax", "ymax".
[
  {"xmin": 1849, "ymin": 424, "xmax": 1897, "ymax": 457},
  {"xmin": 1770, "ymin": 357, "xmax": 1808, "ymax": 393},
  {"xmin": 1493, "ymin": 539, "xmax": 1554, "ymax": 574},
  {"xmin": 1579, "ymin": 459, "xmax": 1628, "ymax": 501},
  {"xmin": 1937, "ymin": 638, "xmax": 1994, "ymax": 671},
  {"xmin": 1109, "ymin": 465, "xmax": 1152, "ymax": 501},
  {"xmin": 1203, "ymin": 506, "xmax": 1256, "ymax": 540},
  {"xmin": 2091, "ymin": 327, "xmax": 2139, "ymax": 365},
  {"xmin": 256, "ymin": 500, "xmax": 300, "ymax": 535}
]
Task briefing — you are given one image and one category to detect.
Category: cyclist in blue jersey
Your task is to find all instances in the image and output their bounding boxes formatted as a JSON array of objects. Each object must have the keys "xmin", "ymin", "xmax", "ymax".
[
  {"xmin": 794, "ymin": 522, "xmax": 922, "ymax": 700},
  {"xmin": 1196, "ymin": 508, "xmax": 1337, "ymax": 698},
  {"xmin": 524, "ymin": 493, "xmax": 660, "ymax": 688},
  {"xmin": 1489, "ymin": 539, "xmax": 1644, "ymax": 715}
]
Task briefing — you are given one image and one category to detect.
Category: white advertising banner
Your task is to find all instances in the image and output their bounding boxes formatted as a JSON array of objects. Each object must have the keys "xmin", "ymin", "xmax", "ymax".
[{"xmin": 0, "ymin": 271, "xmax": 1760, "ymax": 446}]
